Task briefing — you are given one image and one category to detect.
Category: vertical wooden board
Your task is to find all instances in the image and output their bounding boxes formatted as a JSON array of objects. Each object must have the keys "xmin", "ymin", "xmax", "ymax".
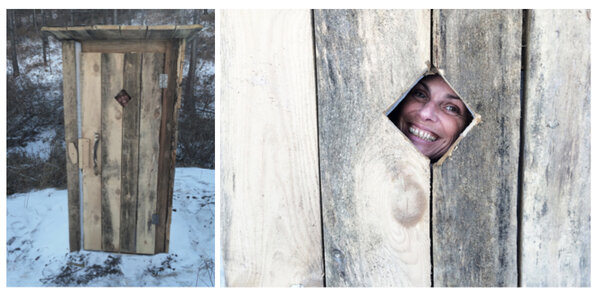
[
  {"xmin": 155, "ymin": 41, "xmax": 179, "ymax": 253},
  {"xmin": 314, "ymin": 10, "xmax": 431, "ymax": 287},
  {"xmin": 220, "ymin": 10, "xmax": 323, "ymax": 287},
  {"xmin": 164, "ymin": 39, "xmax": 187, "ymax": 253},
  {"xmin": 136, "ymin": 52, "xmax": 164, "ymax": 254},
  {"xmin": 81, "ymin": 52, "xmax": 103, "ymax": 251},
  {"xmin": 521, "ymin": 10, "xmax": 590, "ymax": 287},
  {"xmin": 61, "ymin": 41, "xmax": 81, "ymax": 252},
  {"xmin": 119, "ymin": 53, "xmax": 142, "ymax": 253},
  {"xmin": 431, "ymin": 10, "xmax": 522, "ymax": 287},
  {"xmin": 100, "ymin": 53, "xmax": 124, "ymax": 252}
]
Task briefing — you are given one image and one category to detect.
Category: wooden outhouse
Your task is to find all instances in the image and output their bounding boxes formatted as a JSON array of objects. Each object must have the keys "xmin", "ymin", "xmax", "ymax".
[{"xmin": 43, "ymin": 25, "xmax": 202, "ymax": 254}]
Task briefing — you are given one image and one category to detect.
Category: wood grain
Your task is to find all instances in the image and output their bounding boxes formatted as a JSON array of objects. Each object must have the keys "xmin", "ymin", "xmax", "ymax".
[
  {"xmin": 82, "ymin": 40, "xmax": 168, "ymax": 54},
  {"xmin": 314, "ymin": 9, "xmax": 431, "ymax": 287},
  {"xmin": 520, "ymin": 9, "xmax": 590, "ymax": 287},
  {"xmin": 80, "ymin": 52, "xmax": 103, "ymax": 251},
  {"xmin": 220, "ymin": 10, "xmax": 323, "ymax": 287},
  {"xmin": 61, "ymin": 41, "xmax": 81, "ymax": 252},
  {"xmin": 154, "ymin": 41, "xmax": 179, "ymax": 254},
  {"xmin": 100, "ymin": 53, "xmax": 124, "ymax": 252},
  {"xmin": 136, "ymin": 52, "xmax": 164, "ymax": 254},
  {"xmin": 431, "ymin": 10, "xmax": 522, "ymax": 287},
  {"xmin": 119, "ymin": 53, "xmax": 142, "ymax": 253}
]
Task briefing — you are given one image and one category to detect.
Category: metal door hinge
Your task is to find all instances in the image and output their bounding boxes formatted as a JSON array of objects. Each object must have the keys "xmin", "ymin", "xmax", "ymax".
[
  {"xmin": 151, "ymin": 213, "xmax": 160, "ymax": 225},
  {"xmin": 159, "ymin": 74, "xmax": 168, "ymax": 89}
]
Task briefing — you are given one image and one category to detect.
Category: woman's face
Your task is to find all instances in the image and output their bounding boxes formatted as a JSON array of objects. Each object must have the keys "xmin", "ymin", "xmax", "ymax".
[{"xmin": 396, "ymin": 75, "xmax": 470, "ymax": 160}]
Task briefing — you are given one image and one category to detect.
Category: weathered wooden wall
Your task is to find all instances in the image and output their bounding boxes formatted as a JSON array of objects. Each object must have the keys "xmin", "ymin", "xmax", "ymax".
[
  {"xmin": 431, "ymin": 10, "xmax": 522, "ymax": 287},
  {"xmin": 220, "ymin": 10, "xmax": 323, "ymax": 287},
  {"xmin": 219, "ymin": 9, "xmax": 590, "ymax": 287},
  {"xmin": 314, "ymin": 10, "xmax": 431, "ymax": 287},
  {"xmin": 520, "ymin": 9, "xmax": 590, "ymax": 287}
]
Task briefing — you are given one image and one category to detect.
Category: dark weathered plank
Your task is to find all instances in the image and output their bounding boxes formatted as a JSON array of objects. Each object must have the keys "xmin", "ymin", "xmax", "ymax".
[
  {"xmin": 61, "ymin": 41, "xmax": 81, "ymax": 252},
  {"xmin": 220, "ymin": 10, "xmax": 323, "ymax": 286},
  {"xmin": 80, "ymin": 52, "xmax": 103, "ymax": 251},
  {"xmin": 521, "ymin": 9, "xmax": 590, "ymax": 287},
  {"xmin": 100, "ymin": 53, "xmax": 124, "ymax": 252},
  {"xmin": 164, "ymin": 39, "xmax": 187, "ymax": 253},
  {"xmin": 431, "ymin": 10, "xmax": 522, "ymax": 287},
  {"xmin": 119, "ymin": 53, "xmax": 142, "ymax": 253},
  {"xmin": 315, "ymin": 9, "xmax": 431, "ymax": 287},
  {"xmin": 82, "ymin": 40, "xmax": 168, "ymax": 54},
  {"xmin": 155, "ymin": 41, "xmax": 179, "ymax": 254},
  {"xmin": 136, "ymin": 52, "xmax": 164, "ymax": 254}
]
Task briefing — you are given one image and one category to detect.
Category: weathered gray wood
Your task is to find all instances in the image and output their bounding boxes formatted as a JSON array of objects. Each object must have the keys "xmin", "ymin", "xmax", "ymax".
[
  {"xmin": 220, "ymin": 10, "xmax": 323, "ymax": 287},
  {"xmin": 42, "ymin": 25, "xmax": 202, "ymax": 41},
  {"xmin": 61, "ymin": 41, "xmax": 81, "ymax": 252},
  {"xmin": 431, "ymin": 10, "xmax": 522, "ymax": 287},
  {"xmin": 155, "ymin": 40, "xmax": 180, "ymax": 253},
  {"xmin": 100, "ymin": 53, "xmax": 124, "ymax": 252},
  {"xmin": 314, "ymin": 9, "xmax": 431, "ymax": 287},
  {"xmin": 521, "ymin": 9, "xmax": 590, "ymax": 287},
  {"xmin": 136, "ymin": 52, "xmax": 164, "ymax": 254},
  {"xmin": 81, "ymin": 52, "xmax": 103, "ymax": 251},
  {"xmin": 119, "ymin": 53, "xmax": 142, "ymax": 253},
  {"xmin": 163, "ymin": 39, "xmax": 187, "ymax": 253}
]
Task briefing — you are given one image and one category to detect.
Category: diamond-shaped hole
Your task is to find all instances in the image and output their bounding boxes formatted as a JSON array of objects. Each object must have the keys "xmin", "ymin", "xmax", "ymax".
[
  {"xmin": 386, "ymin": 73, "xmax": 476, "ymax": 163},
  {"xmin": 114, "ymin": 89, "xmax": 132, "ymax": 107}
]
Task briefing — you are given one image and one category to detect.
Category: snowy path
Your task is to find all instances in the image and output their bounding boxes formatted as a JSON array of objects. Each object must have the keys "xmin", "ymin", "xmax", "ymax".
[{"xmin": 6, "ymin": 168, "xmax": 214, "ymax": 287}]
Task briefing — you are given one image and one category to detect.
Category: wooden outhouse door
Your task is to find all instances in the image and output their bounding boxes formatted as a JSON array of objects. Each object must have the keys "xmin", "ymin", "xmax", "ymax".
[{"xmin": 79, "ymin": 41, "xmax": 170, "ymax": 254}]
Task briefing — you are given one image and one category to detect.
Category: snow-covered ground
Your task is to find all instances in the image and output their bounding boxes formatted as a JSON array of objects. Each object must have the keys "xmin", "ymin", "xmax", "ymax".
[{"xmin": 6, "ymin": 167, "xmax": 214, "ymax": 287}]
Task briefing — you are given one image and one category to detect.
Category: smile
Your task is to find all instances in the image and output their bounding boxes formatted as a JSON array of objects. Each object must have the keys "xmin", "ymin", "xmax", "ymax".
[{"xmin": 409, "ymin": 126, "xmax": 438, "ymax": 142}]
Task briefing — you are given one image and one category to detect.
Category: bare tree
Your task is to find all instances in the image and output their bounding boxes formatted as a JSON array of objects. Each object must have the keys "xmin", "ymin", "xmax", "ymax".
[{"xmin": 8, "ymin": 10, "xmax": 20, "ymax": 77}]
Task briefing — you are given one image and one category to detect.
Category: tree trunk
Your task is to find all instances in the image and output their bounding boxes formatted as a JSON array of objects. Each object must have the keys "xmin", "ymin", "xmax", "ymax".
[
  {"xmin": 41, "ymin": 10, "xmax": 48, "ymax": 66},
  {"xmin": 9, "ymin": 10, "xmax": 20, "ymax": 77},
  {"xmin": 183, "ymin": 11, "xmax": 199, "ymax": 113}
]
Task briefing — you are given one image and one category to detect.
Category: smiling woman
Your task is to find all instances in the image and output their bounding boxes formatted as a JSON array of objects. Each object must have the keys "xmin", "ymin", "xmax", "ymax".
[{"xmin": 390, "ymin": 74, "xmax": 473, "ymax": 161}]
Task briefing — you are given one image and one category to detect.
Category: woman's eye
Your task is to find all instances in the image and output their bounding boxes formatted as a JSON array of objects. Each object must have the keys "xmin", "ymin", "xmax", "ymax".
[
  {"xmin": 412, "ymin": 90, "xmax": 427, "ymax": 99},
  {"xmin": 444, "ymin": 105, "xmax": 460, "ymax": 114}
]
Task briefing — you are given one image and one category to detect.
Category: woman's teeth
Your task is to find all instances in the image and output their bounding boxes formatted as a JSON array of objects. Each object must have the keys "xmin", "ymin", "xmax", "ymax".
[{"xmin": 409, "ymin": 126, "xmax": 437, "ymax": 141}]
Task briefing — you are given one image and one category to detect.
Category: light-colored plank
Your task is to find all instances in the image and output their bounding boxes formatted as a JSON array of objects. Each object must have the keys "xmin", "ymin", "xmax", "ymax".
[
  {"xmin": 136, "ymin": 52, "xmax": 164, "ymax": 254},
  {"xmin": 220, "ymin": 10, "xmax": 323, "ymax": 287},
  {"xmin": 521, "ymin": 9, "xmax": 590, "ymax": 287},
  {"xmin": 100, "ymin": 53, "xmax": 124, "ymax": 252},
  {"xmin": 314, "ymin": 9, "xmax": 431, "ymax": 287},
  {"xmin": 61, "ymin": 41, "xmax": 81, "ymax": 252},
  {"xmin": 119, "ymin": 53, "xmax": 142, "ymax": 253},
  {"xmin": 431, "ymin": 9, "xmax": 522, "ymax": 287},
  {"xmin": 81, "ymin": 52, "xmax": 103, "ymax": 251}
]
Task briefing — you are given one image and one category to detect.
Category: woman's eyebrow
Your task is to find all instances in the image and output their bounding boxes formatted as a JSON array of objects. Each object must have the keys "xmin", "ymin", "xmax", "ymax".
[
  {"xmin": 446, "ymin": 94, "xmax": 461, "ymax": 100},
  {"xmin": 417, "ymin": 82, "xmax": 430, "ymax": 93}
]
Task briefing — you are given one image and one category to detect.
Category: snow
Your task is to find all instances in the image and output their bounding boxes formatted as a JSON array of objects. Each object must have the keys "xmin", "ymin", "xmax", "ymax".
[{"xmin": 6, "ymin": 167, "xmax": 214, "ymax": 287}]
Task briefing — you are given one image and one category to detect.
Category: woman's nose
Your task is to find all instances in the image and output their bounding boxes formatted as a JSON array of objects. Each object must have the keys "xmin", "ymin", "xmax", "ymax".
[{"xmin": 418, "ymin": 101, "xmax": 438, "ymax": 122}]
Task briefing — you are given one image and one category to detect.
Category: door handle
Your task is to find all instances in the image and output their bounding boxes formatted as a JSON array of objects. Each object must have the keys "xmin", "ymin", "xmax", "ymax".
[{"xmin": 93, "ymin": 132, "xmax": 100, "ymax": 176}]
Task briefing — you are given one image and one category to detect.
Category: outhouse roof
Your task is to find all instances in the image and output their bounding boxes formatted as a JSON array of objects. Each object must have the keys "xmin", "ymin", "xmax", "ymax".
[{"xmin": 41, "ymin": 25, "xmax": 203, "ymax": 41}]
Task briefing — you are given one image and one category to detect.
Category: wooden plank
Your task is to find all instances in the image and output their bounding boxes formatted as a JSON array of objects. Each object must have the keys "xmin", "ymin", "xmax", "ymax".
[
  {"xmin": 119, "ymin": 53, "xmax": 142, "ymax": 253},
  {"xmin": 136, "ymin": 52, "xmax": 164, "ymax": 254},
  {"xmin": 80, "ymin": 52, "xmax": 103, "ymax": 251},
  {"xmin": 82, "ymin": 40, "xmax": 168, "ymax": 54},
  {"xmin": 521, "ymin": 9, "xmax": 590, "ymax": 287},
  {"xmin": 220, "ymin": 10, "xmax": 323, "ymax": 287},
  {"xmin": 61, "ymin": 41, "xmax": 81, "ymax": 252},
  {"xmin": 314, "ymin": 10, "xmax": 431, "ymax": 287},
  {"xmin": 164, "ymin": 39, "xmax": 187, "ymax": 253},
  {"xmin": 154, "ymin": 41, "xmax": 179, "ymax": 254},
  {"xmin": 100, "ymin": 53, "xmax": 124, "ymax": 252},
  {"xmin": 120, "ymin": 25, "xmax": 147, "ymax": 40},
  {"xmin": 431, "ymin": 10, "xmax": 522, "ymax": 287}
]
